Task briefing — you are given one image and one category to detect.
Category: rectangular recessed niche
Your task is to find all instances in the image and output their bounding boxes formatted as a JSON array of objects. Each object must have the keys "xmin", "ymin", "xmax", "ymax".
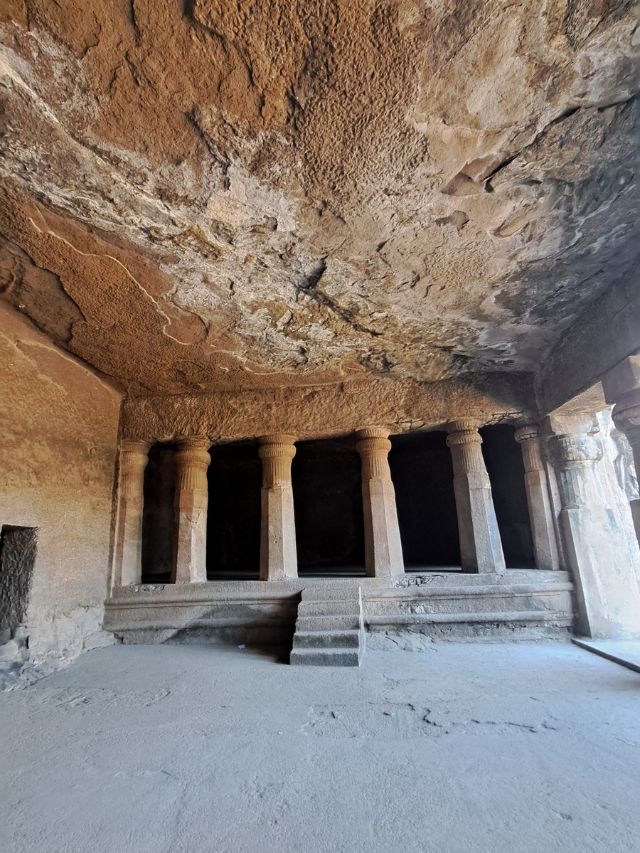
[{"xmin": 0, "ymin": 525, "xmax": 38, "ymax": 637}]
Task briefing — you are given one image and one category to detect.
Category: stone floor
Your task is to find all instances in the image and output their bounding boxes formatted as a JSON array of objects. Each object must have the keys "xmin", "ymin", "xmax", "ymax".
[{"xmin": 1, "ymin": 641, "xmax": 639, "ymax": 853}]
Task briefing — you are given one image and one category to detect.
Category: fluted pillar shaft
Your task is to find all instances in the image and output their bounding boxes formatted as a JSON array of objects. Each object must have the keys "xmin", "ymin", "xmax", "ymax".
[
  {"xmin": 113, "ymin": 440, "xmax": 150, "ymax": 586},
  {"xmin": 446, "ymin": 421, "xmax": 505, "ymax": 573},
  {"xmin": 172, "ymin": 438, "xmax": 210, "ymax": 584},
  {"xmin": 514, "ymin": 424, "xmax": 559, "ymax": 570},
  {"xmin": 258, "ymin": 435, "xmax": 298, "ymax": 581},
  {"xmin": 355, "ymin": 427, "xmax": 404, "ymax": 578}
]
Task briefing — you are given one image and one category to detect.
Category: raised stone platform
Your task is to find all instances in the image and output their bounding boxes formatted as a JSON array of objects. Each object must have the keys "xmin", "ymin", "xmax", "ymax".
[{"xmin": 104, "ymin": 571, "xmax": 573, "ymax": 648}]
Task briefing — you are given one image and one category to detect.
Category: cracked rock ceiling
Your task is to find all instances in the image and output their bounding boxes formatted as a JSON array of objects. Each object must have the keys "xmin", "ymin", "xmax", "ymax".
[{"xmin": 0, "ymin": 0, "xmax": 639, "ymax": 395}]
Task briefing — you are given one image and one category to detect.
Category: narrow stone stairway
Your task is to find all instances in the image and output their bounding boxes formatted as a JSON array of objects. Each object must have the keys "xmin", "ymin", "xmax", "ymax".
[{"xmin": 290, "ymin": 585, "xmax": 365, "ymax": 666}]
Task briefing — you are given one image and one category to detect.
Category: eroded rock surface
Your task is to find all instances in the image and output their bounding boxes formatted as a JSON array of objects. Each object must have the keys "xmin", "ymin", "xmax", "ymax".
[{"xmin": 1, "ymin": 1, "xmax": 638, "ymax": 393}]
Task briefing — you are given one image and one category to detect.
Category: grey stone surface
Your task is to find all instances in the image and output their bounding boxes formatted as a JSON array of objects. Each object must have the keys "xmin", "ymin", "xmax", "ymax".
[
  {"xmin": 0, "ymin": 642, "xmax": 639, "ymax": 853},
  {"xmin": 105, "ymin": 572, "xmax": 574, "ymax": 647},
  {"xmin": 291, "ymin": 586, "xmax": 365, "ymax": 666}
]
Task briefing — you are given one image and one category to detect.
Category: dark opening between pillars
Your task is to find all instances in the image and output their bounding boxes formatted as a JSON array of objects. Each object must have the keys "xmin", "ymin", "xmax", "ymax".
[
  {"xmin": 389, "ymin": 430, "xmax": 460, "ymax": 569},
  {"xmin": 292, "ymin": 437, "xmax": 365, "ymax": 576},
  {"xmin": 481, "ymin": 424, "xmax": 535, "ymax": 568},
  {"xmin": 141, "ymin": 443, "xmax": 175, "ymax": 583},
  {"xmin": 207, "ymin": 441, "xmax": 261, "ymax": 579}
]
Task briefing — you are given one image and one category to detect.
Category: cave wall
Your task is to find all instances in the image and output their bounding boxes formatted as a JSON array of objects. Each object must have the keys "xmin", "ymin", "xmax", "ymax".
[{"xmin": 0, "ymin": 302, "xmax": 121, "ymax": 662}]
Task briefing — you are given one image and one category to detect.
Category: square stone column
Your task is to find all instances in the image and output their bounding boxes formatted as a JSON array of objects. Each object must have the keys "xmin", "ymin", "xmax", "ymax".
[
  {"xmin": 548, "ymin": 416, "xmax": 640, "ymax": 638},
  {"xmin": 258, "ymin": 435, "xmax": 298, "ymax": 581},
  {"xmin": 355, "ymin": 427, "xmax": 404, "ymax": 578},
  {"xmin": 514, "ymin": 424, "xmax": 560, "ymax": 570},
  {"xmin": 446, "ymin": 421, "xmax": 506, "ymax": 573},
  {"xmin": 172, "ymin": 438, "xmax": 210, "ymax": 584},
  {"xmin": 112, "ymin": 440, "xmax": 150, "ymax": 587}
]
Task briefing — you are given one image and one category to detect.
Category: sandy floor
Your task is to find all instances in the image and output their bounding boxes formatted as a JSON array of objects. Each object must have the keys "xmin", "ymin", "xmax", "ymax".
[{"xmin": 0, "ymin": 640, "xmax": 638, "ymax": 853}]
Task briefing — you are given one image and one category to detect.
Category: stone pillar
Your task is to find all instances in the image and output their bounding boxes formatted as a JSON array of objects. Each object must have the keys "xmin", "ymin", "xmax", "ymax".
[
  {"xmin": 548, "ymin": 416, "xmax": 640, "ymax": 638},
  {"xmin": 258, "ymin": 435, "xmax": 298, "ymax": 581},
  {"xmin": 355, "ymin": 427, "xmax": 404, "ymax": 578},
  {"xmin": 113, "ymin": 440, "xmax": 150, "ymax": 586},
  {"xmin": 602, "ymin": 356, "xmax": 640, "ymax": 546},
  {"xmin": 514, "ymin": 424, "xmax": 560, "ymax": 571},
  {"xmin": 446, "ymin": 421, "xmax": 506, "ymax": 573},
  {"xmin": 172, "ymin": 438, "xmax": 210, "ymax": 584}
]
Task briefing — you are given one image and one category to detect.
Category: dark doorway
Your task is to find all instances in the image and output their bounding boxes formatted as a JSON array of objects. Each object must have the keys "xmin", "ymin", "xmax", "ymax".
[
  {"xmin": 481, "ymin": 425, "xmax": 535, "ymax": 568},
  {"xmin": 141, "ymin": 443, "xmax": 176, "ymax": 583},
  {"xmin": 207, "ymin": 441, "xmax": 261, "ymax": 579},
  {"xmin": 292, "ymin": 437, "xmax": 365, "ymax": 575},
  {"xmin": 0, "ymin": 525, "xmax": 37, "ymax": 636},
  {"xmin": 389, "ymin": 430, "xmax": 460, "ymax": 569}
]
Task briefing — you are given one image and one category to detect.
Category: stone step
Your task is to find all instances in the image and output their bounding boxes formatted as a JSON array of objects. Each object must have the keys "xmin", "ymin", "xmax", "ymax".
[
  {"xmin": 298, "ymin": 585, "xmax": 363, "ymax": 601},
  {"xmin": 289, "ymin": 647, "xmax": 361, "ymax": 667},
  {"xmin": 292, "ymin": 629, "xmax": 361, "ymax": 649},
  {"xmin": 298, "ymin": 599, "xmax": 361, "ymax": 616},
  {"xmin": 295, "ymin": 614, "xmax": 362, "ymax": 632}
]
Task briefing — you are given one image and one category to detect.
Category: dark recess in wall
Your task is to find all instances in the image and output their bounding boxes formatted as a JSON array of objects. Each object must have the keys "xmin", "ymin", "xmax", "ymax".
[
  {"xmin": 207, "ymin": 441, "xmax": 261, "ymax": 579},
  {"xmin": 481, "ymin": 424, "xmax": 535, "ymax": 568},
  {"xmin": 141, "ymin": 443, "xmax": 176, "ymax": 583},
  {"xmin": 389, "ymin": 430, "xmax": 460, "ymax": 568},
  {"xmin": 0, "ymin": 525, "xmax": 38, "ymax": 634},
  {"xmin": 293, "ymin": 437, "xmax": 365, "ymax": 575}
]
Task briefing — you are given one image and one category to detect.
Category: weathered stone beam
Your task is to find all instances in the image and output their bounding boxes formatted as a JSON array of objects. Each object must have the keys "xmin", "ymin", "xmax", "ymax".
[{"xmin": 122, "ymin": 373, "xmax": 535, "ymax": 443}]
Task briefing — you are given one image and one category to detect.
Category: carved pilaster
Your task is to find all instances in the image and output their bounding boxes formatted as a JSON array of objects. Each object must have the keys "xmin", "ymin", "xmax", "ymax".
[
  {"xmin": 548, "ymin": 420, "xmax": 640, "ymax": 638},
  {"xmin": 258, "ymin": 435, "xmax": 298, "ymax": 581},
  {"xmin": 612, "ymin": 391, "xmax": 640, "ymax": 544},
  {"xmin": 113, "ymin": 440, "xmax": 150, "ymax": 587},
  {"xmin": 173, "ymin": 438, "xmax": 210, "ymax": 584},
  {"xmin": 446, "ymin": 420, "xmax": 505, "ymax": 573},
  {"xmin": 514, "ymin": 424, "xmax": 560, "ymax": 571},
  {"xmin": 355, "ymin": 427, "xmax": 404, "ymax": 578}
]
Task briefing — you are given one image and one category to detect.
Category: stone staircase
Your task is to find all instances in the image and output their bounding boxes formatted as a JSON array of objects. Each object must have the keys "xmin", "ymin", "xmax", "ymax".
[{"xmin": 290, "ymin": 585, "xmax": 365, "ymax": 666}]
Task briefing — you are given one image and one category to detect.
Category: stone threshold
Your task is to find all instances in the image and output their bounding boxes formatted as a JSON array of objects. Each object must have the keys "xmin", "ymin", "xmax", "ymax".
[{"xmin": 572, "ymin": 638, "xmax": 640, "ymax": 673}]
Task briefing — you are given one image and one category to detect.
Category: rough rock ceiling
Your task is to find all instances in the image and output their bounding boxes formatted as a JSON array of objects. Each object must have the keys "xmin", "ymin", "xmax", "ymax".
[{"xmin": 0, "ymin": 0, "xmax": 639, "ymax": 395}]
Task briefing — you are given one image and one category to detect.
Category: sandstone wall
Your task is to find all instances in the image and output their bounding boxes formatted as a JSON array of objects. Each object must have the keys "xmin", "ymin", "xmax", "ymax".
[{"xmin": 0, "ymin": 303, "xmax": 121, "ymax": 662}]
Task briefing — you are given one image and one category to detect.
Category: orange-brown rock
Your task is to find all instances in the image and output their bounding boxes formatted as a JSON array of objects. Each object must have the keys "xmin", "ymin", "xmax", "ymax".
[{"xmin": 1, "ymin": 1, "xmax": 638, "ymax": 395}]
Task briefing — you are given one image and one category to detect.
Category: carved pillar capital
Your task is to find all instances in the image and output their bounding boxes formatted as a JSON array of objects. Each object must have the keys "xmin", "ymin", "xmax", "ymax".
[
  {"xmin": 355, "ymin": 427, "xmax": 392, "ymax": 480},
  {"xmin": 547, "ymin": 430, "xmax": 602, "ymax": 511},
  {"xmin": 514, "ymin": 424, "xmax": 544, "ymax": 473},
  {"xmin": 258, "ymin": 434, "xmax": 297, "ymax": 488},
  {"xmin": 548, "ymin": 432, "xmax": 603, "ymax": 471}
]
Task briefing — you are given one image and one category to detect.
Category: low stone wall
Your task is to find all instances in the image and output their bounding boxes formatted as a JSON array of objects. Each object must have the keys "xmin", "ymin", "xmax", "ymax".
[{"xmin": 104, "ymin": 572, "xmax": 573, "ymax": 646}]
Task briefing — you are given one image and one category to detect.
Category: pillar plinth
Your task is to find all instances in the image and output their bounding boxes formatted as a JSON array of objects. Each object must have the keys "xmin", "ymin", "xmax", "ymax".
[
  {"xmin": 514, "ymin": 424, "xmax": 559, "ymax": 570},
  {"xmin": 446, "ymin": 421, "xmax": 505, "ymax": 573},
  {"xmin": 172, "ymin": 438, "xmax": 210, "ymax": 584},
  {"xmin": 258, "ymin": 435, "xmax": 298, "ymax": 581},
  {"xmin": 355, "ymin": 427, "xmax": 404, "ymax": 578},
  {"xmin": 113, "ymin": 440, "xmax": 150, "ymax": 587},
  {"xmin": 549, "ymin": 423, "xmax": 640, "ymax": 638}
]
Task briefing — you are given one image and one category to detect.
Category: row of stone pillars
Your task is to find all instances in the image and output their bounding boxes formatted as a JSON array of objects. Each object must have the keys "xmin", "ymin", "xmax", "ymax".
[{"xmin": 112, "ymin": 421, "xmax": 559, "ymax": 588}]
